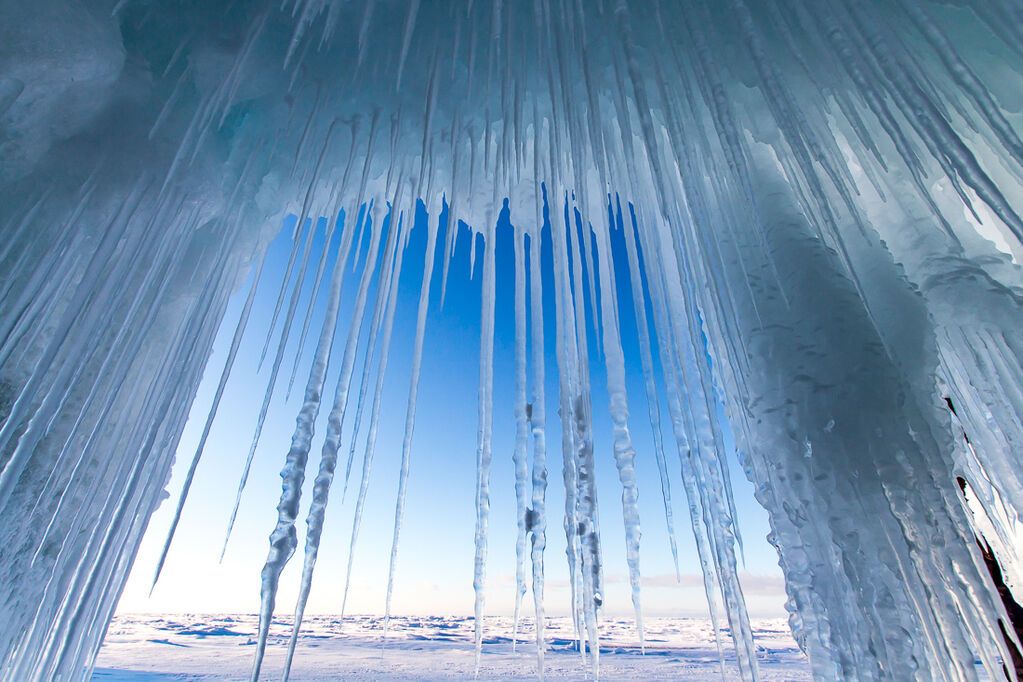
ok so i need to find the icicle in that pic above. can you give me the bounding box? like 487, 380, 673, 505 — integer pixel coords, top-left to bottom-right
149, 249, 268, 592
438, 109, 465, 309
281, 204, 386, 682
356, 0, 377, 70
383, 202, 441, 638
526, 224, 549, 679
29, 205, 218, 572
394, 0, 421, 92
340, 200, 408, 620
287, 115, 380, 399
250, 201, 356, 681
591, 210, 644, 650
617, 197, 680, 578
632, 206, 730, 677
258, 215, 305, 360
546, 192, 588, 670
283, 208, 341, 399
510, 222, 530, 652
341, 202, 401, 499
222, 203, 358, 559
257, 121, 338, 371
0, 176, 155, 510
472, 219, 497, 675
566, 199, 603, 681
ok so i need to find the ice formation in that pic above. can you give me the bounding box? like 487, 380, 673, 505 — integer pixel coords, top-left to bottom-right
2, 1, 1023, 680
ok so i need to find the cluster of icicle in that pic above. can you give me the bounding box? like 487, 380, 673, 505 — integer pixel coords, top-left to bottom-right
3, 0, 1023, 680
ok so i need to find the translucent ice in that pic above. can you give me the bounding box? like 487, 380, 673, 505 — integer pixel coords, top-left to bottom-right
2, 2, 1023, 681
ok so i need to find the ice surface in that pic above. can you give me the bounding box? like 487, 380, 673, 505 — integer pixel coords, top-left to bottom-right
2, 1, 1023, 681
93, 613, 812, 681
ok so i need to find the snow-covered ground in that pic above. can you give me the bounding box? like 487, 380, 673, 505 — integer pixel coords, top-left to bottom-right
93, 614, 810, 680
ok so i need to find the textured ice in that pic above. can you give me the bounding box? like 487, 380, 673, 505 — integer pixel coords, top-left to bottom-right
2, 1, 1023, 681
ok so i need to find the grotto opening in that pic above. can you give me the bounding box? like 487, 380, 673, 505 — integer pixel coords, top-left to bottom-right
3, 0, 1023, 680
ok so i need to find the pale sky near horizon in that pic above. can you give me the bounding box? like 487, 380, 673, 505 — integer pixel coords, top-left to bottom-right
116, 204, 789, 621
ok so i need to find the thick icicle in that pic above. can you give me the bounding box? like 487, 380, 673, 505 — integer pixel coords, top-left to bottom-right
281, 204, 387, 681
222, 206, 358, 558
591, 210, 644, 648
250, 199, 355, 682
526, 224, 549, 679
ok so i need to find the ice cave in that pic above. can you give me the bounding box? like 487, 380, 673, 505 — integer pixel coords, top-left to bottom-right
3, 0, 1023, 680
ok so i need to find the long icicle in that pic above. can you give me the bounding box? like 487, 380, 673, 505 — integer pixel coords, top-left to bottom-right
382, 201, 441, 639
250, 198, 356, 682
340, 198, 408, 619
473, 218, 498, 675
256, 216, 310, 370
511, 221, 530, 653
339, 203, 398, 499
591, 208, 645, 651
221, 202, 359, 559
616, 196, 680, 578
149, 249, 268, 592
567, 203, 602, 680
526, 224, 549, 679
547, 193, 586, 664
280, 202, 388, 682
223, 119, 347, 555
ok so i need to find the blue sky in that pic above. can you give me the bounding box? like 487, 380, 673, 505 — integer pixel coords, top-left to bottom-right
117, 199, 788, 619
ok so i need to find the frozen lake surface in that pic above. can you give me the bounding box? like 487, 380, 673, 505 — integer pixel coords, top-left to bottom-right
93, 614, 810, 680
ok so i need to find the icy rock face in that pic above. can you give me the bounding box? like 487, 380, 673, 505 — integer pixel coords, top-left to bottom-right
0, 0, 126, 184
2, 1, 1023, 681
727, 147, 1003, 679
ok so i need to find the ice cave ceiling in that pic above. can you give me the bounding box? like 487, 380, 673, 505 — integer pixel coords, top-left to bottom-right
2, 0, 1023, 680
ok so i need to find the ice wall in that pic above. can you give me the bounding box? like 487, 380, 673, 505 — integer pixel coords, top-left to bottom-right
2, 1, 1023, 680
